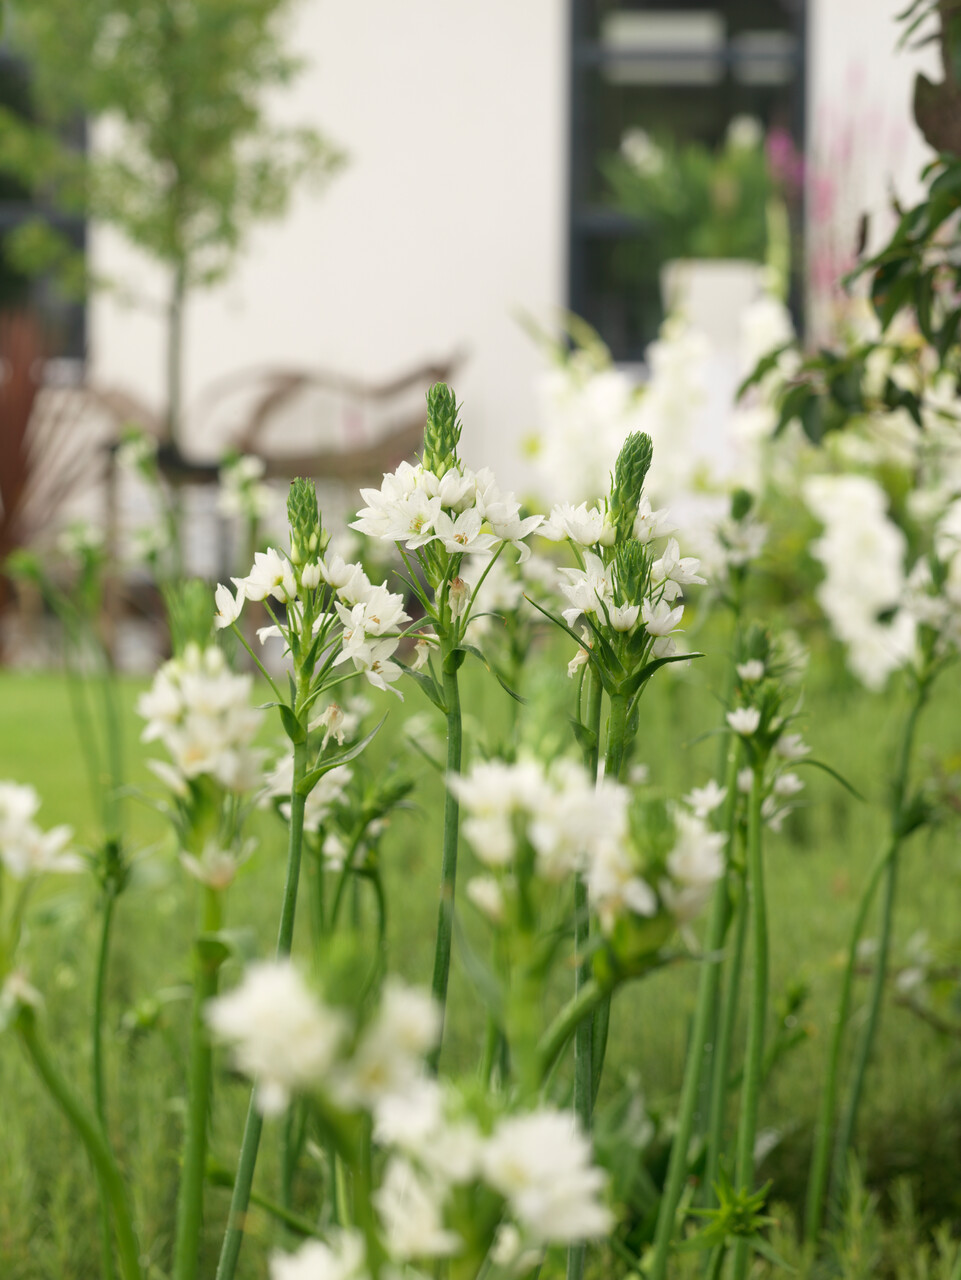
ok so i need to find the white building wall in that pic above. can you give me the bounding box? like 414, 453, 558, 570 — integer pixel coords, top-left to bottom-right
89, 0, 938, 490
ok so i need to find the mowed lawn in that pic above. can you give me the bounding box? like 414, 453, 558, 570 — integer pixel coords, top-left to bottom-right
0, 635, 959, 1275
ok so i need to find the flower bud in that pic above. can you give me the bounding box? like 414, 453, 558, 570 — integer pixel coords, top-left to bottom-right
449, 576, 471, 619
423, 383, 463, 478
610, 432, 654, 544
287, 478, 323, 565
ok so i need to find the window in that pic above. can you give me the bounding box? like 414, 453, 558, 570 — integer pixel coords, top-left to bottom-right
0, 45, 86, 364
568, 0, 806, 360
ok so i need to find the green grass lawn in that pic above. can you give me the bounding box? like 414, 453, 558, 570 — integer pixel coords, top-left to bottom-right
0, 635, 959, 1277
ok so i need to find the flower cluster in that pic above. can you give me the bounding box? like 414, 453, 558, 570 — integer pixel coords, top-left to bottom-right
0, 782, 79, 880
803, 474, 915, 689
451, 755, 724, 941
350, 386, 542, 655
724, 627, 811, 831
137, 643, 263, 793
210, 960, 613, 1273
543, 433, 705, 690
215, 482, 411, 697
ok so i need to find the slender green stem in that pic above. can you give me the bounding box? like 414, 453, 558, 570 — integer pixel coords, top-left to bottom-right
427, 650, 463, 1075
703, 867, 748, 1212
731, 769, 768, 1280
216, 736, 309, 1280
18, 1010, 143, 1280
804, 842, 890, 1240
648, 797, 737, 1280
93, 888, 117, 1129
538, 979, 607, 1083
93, 886, 119, 1280
805, 675, 929, 1238
567, 669, 603, 1280
174, 888, 224, 1280
828, 680, 928, 1211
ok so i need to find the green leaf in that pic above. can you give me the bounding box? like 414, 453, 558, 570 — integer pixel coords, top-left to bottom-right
622, 651, 701, 697
398, 662, 447, 712
279, 703, 307, 745
297, 715, 388, 795
457, 643, 527, 704
443, 646, 467, 675
570, 716, 598, 756
796, 757, 864, 801
525, 596, 614, 694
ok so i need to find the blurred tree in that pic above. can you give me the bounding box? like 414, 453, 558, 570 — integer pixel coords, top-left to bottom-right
0, 0, 344, 454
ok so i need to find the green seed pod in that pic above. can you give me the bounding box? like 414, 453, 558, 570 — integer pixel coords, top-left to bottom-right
423, 383, 463, 477
610, 432, 654, 544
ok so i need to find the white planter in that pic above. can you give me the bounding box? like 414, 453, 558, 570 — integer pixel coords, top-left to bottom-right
660, 259, 765, 349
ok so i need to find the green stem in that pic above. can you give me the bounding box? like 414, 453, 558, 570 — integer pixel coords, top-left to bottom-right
703, 867, 748, 1213
174, 888, 224, 1280
538, 980, 607, 1083
216, 735, 309, 1280
804, 843, 889, 1240
732, 768, 768, 1280
93, 886, 119, 1280
18, 1010, 143, 1280
828, 680, 928, 1211
648, 817, 736, 1280
806, 675, 929, 1238
427, 649, 463, 1075
567, 669, 603, 1280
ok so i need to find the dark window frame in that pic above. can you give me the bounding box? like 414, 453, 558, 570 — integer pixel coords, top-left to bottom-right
566, 0, 808, 362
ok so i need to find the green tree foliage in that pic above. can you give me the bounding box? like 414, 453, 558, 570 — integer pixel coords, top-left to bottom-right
0, 0, 344, 446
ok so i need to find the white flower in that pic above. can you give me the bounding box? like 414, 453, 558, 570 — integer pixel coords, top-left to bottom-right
634, 496, 676, 544
300, 561, 323, 590
727, 707, 761, 736
541, 502, 614, 547
213, 582, 244, 629
206, 962, 346, 1115
234, 548, 297, 604
641, 598, 684, 637
775, 732, 809, 761
608, 602, 640, 632
269, 1230, 368, 1280
663, 811, 726, 923
585, 839, 657, 933
433, 508, 498, 555
773, 772, 804, 798
736, 660, 765, 682
558, 552, 614, 628
449, 576, 471, 619
567, 643, 591, 679
466, 875, 506, 923
685, 780, 727, 818
333, 981, 439, 1110
652, 539, 706, 600
481, 1109, 614, 1244
737, 768, 754, 795
179, 840, 253, 891
375, 1158, 462, 1260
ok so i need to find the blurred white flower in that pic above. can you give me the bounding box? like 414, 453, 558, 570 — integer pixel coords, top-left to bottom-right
269, 1229, 368, 1280
206, 962, 346, 1115
481, 1109, 613, 1244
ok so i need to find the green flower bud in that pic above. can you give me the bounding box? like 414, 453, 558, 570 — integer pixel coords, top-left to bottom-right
613, 538, 651, 606
287, 477, 323, 565
609, 432, 653, 544
423, 383, 463, 477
